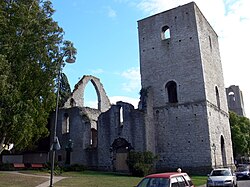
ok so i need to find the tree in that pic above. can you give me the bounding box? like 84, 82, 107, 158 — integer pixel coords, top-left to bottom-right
0, 0, 76, 154
58, 73, 71, 107
229, 112, 250, 158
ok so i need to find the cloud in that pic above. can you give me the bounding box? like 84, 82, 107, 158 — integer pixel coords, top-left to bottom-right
135, 0, 250, 117
121, 67, 141, 92
84, 96, 140, 109
109, 96, 140, 108
90, 68, 104, 74
106, 6, 117, 18
84, 100, 98, 109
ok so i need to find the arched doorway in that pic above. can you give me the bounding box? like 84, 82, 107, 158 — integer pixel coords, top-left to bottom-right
221, 135, 227, 167
111, 138, 132, 172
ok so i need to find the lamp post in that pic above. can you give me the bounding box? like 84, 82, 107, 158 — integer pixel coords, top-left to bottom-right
212, 143, 217, 168
49, 49, 76, 187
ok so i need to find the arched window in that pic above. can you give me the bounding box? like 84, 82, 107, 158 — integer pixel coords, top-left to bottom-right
166, 81, 178, 103
120, 107, 124, 127
221, 135, 227, 166
215, 86, 220, 109
90, 128, 97, 147
70, 98, 76, 107
62, 113, 70, 134
209, 36, 212, 50
228, 91, 235, 102
161, 25, 170, 40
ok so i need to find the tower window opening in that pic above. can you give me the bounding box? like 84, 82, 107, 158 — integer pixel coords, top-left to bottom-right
120, 107, 124, 127
215, 86, 220, 109
209, 36, 212, 50
166, 81, 178, 103
90, 128, 97, 147
70, 98, 76, 107
228, 92, 235, 101
161, 25, 170, 40
62, 113, 70, 134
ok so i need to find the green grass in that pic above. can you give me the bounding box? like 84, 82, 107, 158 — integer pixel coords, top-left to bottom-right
191, 175, 207, 186
0, 170, 207, 187
55, 171, 142, 187
0, 172, 48, 187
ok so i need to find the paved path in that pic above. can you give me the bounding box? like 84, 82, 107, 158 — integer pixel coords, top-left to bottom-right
35, 176, 67, 187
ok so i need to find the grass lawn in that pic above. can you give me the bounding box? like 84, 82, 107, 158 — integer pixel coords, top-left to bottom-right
0, 170, 207, 187
54, 171, 142, 187
0, 171, 48, 187
191, 175, 207, 186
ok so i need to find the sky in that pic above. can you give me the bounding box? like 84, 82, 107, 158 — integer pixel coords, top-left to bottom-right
51, 0, 250, 118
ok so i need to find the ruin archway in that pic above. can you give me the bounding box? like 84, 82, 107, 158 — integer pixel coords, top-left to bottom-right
64, 75, 111, 112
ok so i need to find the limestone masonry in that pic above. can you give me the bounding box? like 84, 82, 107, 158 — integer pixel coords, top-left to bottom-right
50, 2, 236, 174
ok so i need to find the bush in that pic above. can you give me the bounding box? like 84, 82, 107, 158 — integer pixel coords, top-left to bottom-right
63, 164, 85, 172
45, 162, 63, 175
127, 151, 157, 177
0, 163, 14, 171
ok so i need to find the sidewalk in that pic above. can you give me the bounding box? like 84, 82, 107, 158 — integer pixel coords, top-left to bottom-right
36, 176, 66, 187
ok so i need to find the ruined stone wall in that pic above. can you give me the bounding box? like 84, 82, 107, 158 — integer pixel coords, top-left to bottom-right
195, 4, 234, 168
51, 75, 110, 167
51, 107, 100, 166
207, 103, 234, 168
138, 2, 206, 108
138, 2, 234, 173
154, 102, 211, 170
226, 85, 246, 116
64, 75, 111, 112
97, 102, 145, 170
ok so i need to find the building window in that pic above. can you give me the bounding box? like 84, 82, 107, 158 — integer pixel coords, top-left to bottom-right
70, 98, 76, 107
215, 86, 220, 109
62, 113, 70, 134
166, 81, 178, 103
209, 36, 212, 51
161, 25, 170, 40
120, 107, 124, 127
228, 92, 235, 102
90, 128, 97, 147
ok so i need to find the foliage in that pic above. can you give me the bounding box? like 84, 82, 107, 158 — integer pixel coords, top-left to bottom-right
127, 151, 158, 177
0, 0, 76, 154
45, 162, 63, 175
63, 164, 86, 172
0, 163, 15, 171
58, 73, 71, 107
229, 112, 250, 157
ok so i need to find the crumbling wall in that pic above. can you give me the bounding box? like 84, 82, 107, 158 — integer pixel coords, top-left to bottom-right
226, 85, 246, 116
97, 102, 145, 171
64, 75, 111, 112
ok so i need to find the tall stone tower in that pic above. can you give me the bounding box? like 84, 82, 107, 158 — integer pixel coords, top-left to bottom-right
226, 85, 246, 116
138, 2, 234, 172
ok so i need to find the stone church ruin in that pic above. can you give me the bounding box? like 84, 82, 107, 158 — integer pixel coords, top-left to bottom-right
50, 2, 235, 174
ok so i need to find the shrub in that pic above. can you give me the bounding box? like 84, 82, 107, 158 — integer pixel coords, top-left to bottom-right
63, 164, 85, 172
45, 162, 63, 175
0, 163, 14, 171
127, 151, 157, 177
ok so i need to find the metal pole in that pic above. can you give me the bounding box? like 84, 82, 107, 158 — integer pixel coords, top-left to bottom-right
50, 61, 62, 187
49, 47, 75, 186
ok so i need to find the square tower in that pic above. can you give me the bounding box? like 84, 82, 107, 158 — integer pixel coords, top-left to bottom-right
138, 2, 234, 172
